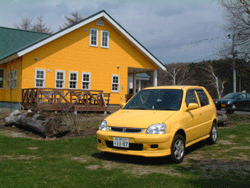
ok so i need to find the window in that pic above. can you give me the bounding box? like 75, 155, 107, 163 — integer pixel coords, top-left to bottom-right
90, 29, 98, 47
55, 70, 65, 89
0, 69, 4, 89
101, 30, 109, 48
185, 89, 198, 107
69, 71, 78, 89
7, 69, 17, 89
82, 72, 91, 90
35, 69, 46, 88
112, 75, 120, 92
196, 89, 209, 107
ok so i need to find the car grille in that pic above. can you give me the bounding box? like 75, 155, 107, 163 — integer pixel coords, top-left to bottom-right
109, 127, 144, 133
106, 141, 143, 151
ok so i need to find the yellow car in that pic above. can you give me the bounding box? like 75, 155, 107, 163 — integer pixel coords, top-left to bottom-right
96, 86, 218, 163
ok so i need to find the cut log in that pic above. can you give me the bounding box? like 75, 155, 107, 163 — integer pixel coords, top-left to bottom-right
5, 110, 71, 138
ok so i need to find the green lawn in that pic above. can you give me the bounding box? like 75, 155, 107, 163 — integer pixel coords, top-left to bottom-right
0, 122, 250, 188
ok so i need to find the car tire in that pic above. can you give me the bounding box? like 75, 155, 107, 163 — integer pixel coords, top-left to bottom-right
171, 134, 185, 163
207, 122, 217, 145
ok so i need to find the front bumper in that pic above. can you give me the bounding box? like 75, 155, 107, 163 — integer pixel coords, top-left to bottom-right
96, 130, 173, 157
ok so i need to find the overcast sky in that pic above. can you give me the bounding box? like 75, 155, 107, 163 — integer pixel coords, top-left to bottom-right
0, 0, 227, 64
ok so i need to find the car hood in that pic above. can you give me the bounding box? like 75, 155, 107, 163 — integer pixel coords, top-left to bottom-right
217, 99, 235, 103
105, 110, 177, 128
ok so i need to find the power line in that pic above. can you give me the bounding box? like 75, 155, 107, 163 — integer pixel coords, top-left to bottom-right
151, 36, 224, 50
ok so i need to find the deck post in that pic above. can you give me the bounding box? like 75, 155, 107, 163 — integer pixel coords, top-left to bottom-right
153, 70, 157, 87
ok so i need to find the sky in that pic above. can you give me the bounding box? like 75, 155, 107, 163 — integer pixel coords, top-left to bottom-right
0, 0, 227, 64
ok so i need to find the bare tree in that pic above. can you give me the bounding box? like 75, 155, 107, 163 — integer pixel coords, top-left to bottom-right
165, 63, 191, 85
14, 17, 32, 30
220, 0, 250, 57
32, 16, 52, 33
200, 65, 226, 99
60, 11, 83, 29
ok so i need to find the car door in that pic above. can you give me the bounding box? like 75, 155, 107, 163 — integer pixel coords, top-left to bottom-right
195, 89, 213, 136
183, 89, 203, 143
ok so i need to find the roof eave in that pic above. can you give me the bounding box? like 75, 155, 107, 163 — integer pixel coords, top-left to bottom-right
0, 53, 19, 64
14, 10, 166, 71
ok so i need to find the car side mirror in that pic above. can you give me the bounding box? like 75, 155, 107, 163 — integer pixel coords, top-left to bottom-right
186, 103, 198, 111
120, 102, 126, 109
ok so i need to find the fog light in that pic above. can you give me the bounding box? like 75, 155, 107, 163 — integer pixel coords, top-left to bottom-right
151, 144, 158, 148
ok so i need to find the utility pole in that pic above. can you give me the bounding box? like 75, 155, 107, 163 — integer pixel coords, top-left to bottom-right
229, 32, 237, 93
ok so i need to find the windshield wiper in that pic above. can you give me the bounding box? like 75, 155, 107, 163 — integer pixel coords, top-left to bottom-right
128, 107, 146, 110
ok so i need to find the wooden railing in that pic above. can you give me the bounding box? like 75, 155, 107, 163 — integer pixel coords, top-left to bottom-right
21, 88, 109, 111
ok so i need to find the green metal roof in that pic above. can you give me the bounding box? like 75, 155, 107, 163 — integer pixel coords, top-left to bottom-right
0, 26, 51, 60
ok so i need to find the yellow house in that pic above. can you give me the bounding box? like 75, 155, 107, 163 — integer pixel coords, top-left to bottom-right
0, 10, 166, 110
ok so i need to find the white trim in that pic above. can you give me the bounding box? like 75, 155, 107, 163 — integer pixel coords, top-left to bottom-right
102, 14, 166, 71
101, 30, 109, 48
82, 72, 91, 90
17, 12, 105, 57
55, 70, 65, 89
89, 28, 98, 47
35, 68, 46, 88
0, 68, 5, 89
111, 74, 120, 93
13, 11, 165, 71
13, 69, 17, 89
69, 71, 78, 89
7, 69, 17, 89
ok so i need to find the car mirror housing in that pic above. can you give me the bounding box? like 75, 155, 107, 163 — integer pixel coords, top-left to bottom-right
120, 102, 126, 109
186, 103, 198, 111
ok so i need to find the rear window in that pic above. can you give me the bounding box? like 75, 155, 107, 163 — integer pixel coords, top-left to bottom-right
196, 89, 209, 107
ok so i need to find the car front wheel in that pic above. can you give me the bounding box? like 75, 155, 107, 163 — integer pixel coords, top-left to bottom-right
207, 122, 217, 145
171, 134, 185, 163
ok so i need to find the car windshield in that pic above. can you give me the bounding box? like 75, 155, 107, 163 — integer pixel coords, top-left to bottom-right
124, 89, 183, 110
222, 93, 240, 99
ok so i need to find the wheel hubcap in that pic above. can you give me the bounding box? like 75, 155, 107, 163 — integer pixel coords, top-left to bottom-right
212, 126, 217, 141
174, 139, 184, 160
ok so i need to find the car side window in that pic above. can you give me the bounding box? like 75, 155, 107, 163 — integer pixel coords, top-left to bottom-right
196, 89, 209, 107
186, 90, 198, 107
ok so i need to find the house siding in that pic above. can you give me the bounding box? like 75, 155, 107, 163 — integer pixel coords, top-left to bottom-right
6, 19, 157, 104
0, 57, 22, 103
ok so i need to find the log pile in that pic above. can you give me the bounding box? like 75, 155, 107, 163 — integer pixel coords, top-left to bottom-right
5, 110, 71, 137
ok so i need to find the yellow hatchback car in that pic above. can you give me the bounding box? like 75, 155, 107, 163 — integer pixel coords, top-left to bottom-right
97, 86, 218, 163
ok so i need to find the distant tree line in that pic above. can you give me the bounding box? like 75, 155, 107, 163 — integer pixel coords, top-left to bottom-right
141, 59, 250, 99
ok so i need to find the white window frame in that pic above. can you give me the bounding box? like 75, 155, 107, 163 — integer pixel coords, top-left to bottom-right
82, 72, 91, 90
0, 69, 5, 89
101, 30, 109, 48
111, 75, 120, 93
35, 69, 46, 88
69, 71, 78, 89
89, 29, 98, 47
7, 69, 17, 89
55, 70, 65, 89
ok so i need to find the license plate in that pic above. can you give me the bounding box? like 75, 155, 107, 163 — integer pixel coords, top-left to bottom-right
221, 104, 226, 107
113, 137, 129, 148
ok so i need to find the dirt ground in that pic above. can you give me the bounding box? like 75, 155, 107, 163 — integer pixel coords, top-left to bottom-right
0, 108, 249, 140
0, 109, 107, 139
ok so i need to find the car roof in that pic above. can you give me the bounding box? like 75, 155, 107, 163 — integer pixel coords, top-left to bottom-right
143, 85, 205, 90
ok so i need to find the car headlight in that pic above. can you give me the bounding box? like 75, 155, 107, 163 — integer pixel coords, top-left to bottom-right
146, 123, 166, 134
99, 120, 107, 131
227, 101, 231, 105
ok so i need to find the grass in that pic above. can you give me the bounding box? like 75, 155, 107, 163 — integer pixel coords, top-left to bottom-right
0, 115, 250, 187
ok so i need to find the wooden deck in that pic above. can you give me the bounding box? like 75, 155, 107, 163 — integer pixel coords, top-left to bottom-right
21, 88, 119, 112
